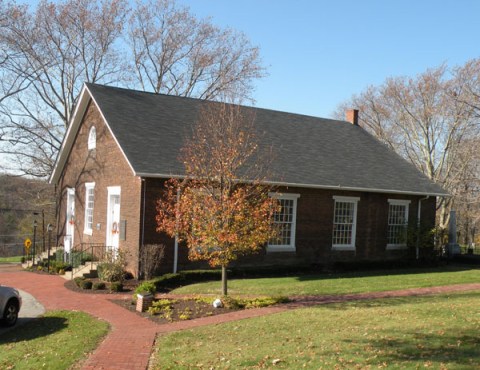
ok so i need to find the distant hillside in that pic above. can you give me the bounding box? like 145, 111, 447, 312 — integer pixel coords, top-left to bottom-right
0, 174, 55, 256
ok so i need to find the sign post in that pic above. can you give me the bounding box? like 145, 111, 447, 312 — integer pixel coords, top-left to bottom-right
24, 238, 32, 262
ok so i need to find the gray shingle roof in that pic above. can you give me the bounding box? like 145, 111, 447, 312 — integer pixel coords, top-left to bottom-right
86, 83, 447, 196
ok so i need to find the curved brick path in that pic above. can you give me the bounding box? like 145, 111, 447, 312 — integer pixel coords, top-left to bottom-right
1, 265, 480, 369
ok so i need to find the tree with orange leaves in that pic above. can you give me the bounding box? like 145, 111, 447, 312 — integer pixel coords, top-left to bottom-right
156, 103, 278, 295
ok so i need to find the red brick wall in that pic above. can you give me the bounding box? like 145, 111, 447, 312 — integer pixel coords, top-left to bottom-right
56, 102, 142, 275
139, 180, 438, 271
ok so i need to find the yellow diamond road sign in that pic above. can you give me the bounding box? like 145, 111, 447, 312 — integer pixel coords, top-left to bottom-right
24, 238, 32, 250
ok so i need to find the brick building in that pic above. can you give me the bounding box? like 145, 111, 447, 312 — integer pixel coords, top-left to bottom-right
49, 84, 448, 277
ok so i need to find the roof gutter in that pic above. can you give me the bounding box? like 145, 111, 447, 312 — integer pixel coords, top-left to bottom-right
134, 172, 450, 198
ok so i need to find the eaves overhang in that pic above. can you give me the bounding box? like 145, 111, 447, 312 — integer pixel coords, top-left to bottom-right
135, 172, 450, 197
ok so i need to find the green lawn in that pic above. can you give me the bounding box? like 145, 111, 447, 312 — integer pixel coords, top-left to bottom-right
0, 310, 109, 369
0, 255, 23, 263
152, 291, 480, 369
172, 266, 480, 296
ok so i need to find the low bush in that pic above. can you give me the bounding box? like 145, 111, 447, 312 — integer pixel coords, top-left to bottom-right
74, 276, 85, 287
151, 270, 222, 291
80, 280, 93, 290
97, 263, 124, 283
109, 281, 123, 292
150, 267, 315, 292
132, 281, 156, 303
135, 281, 157, 295
55, 248, 64, 262
54, 261, 72, 273
97, 249, 128, 283
93, 282, 106, 290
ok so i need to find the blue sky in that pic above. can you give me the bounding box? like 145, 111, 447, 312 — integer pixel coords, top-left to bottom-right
180, 0, 480, 118
18, 0, 480, 118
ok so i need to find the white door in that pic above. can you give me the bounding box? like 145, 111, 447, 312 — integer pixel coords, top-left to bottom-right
64, 188, 75, 253
106, 187, 121, 256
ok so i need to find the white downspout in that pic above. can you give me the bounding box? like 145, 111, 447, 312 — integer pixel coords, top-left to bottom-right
416, 196, 430, 259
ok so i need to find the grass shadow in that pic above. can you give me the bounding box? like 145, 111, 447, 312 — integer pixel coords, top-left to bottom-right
318, 291, 480, 311
0, 316, 67, 343
343, 331, 480, 367
295, 264, 479, 282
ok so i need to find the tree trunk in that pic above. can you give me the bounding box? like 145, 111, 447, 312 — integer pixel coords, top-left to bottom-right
221, 265, 228, 296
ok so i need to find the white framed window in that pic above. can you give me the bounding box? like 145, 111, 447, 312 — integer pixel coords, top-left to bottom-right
387, 199, 410, 249
268, 193, 300, 252
84, 182, 95, 235
332, 196, 360, 250
88, 126, 96, 150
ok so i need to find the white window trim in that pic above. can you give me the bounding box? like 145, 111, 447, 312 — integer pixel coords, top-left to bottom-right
386, 199, 411, 250
84, 182, 95, 235
267, 193, 300, 252
88, 126, 96, 150
332, 196, 360, 251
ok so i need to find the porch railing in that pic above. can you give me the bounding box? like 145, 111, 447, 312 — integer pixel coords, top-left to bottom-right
67, 243, 114, 269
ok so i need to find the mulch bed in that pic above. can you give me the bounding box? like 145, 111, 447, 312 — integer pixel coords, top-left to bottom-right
111, 296, 239, 324
63, 275, 240, 323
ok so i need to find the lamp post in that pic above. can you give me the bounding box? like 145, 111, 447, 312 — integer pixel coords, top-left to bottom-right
33, 219, 38, 264
33, 210, 45, 254
47, 223, 53, 272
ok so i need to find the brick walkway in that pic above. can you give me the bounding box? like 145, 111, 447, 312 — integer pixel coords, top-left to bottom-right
1, 265, 480, 369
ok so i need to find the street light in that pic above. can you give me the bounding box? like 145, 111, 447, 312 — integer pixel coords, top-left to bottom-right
47, 224, 53, 272
33, 219, 38, 264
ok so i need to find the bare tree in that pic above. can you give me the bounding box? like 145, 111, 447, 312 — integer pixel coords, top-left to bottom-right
127, 0, 265, 102
0, 0, 127, 177
336, 63, 480, 230
0, 0, 265, 178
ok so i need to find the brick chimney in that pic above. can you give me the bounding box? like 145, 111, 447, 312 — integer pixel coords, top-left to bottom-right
346, 109, 359, 126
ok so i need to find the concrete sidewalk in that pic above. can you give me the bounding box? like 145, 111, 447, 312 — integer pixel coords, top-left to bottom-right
1, 264, 480, 369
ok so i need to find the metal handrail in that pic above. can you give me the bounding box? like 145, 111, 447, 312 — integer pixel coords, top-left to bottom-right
69, 243, 114, 269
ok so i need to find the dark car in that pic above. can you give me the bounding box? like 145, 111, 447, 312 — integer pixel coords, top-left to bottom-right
0, 285, 22, 326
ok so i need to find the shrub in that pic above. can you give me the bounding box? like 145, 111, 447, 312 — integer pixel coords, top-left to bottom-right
74, 276, 85, 287
80, 280, 93, 290
109, 281, 123, 292
220, 296, 243, 309
151, 270, 222, 291
135, 281, 157, 295
98, 249, 128, 283
97, 262, 124, 282
54, 262, 71, 274
58, 269, 65, 275
132, 281, 157, 303
55, 248, 65, 262
140, 244, 165, 280
93, 282, 106, 290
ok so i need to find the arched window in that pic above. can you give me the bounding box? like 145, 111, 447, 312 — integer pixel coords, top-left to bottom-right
88, 126, 96, 150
